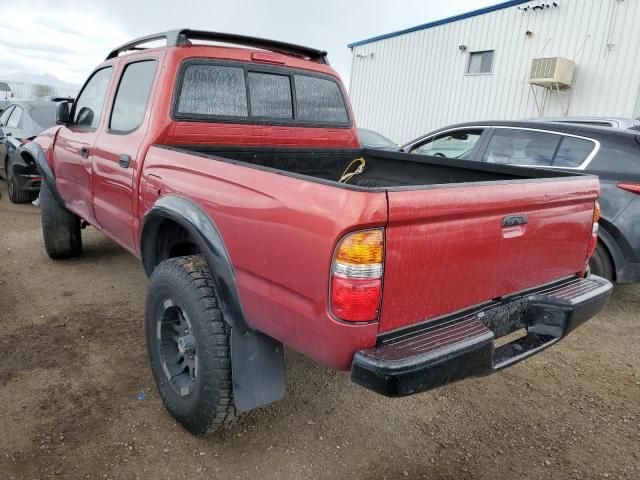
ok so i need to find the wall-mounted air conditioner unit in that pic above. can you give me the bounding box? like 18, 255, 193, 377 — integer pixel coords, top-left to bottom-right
529, 57, 575, 88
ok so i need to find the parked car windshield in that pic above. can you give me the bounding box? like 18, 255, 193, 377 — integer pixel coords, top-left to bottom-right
30, 105, 58, 129
411, 129, 483, 159
358, 128, 396, 148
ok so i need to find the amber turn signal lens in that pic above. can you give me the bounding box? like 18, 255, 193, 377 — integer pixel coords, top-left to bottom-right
593, 201, 600, 224
331, 228, 384, 322
334, 230, 384, 265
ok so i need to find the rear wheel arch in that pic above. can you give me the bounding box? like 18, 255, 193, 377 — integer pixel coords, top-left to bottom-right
140, 195, 286, 413
595, 221, 620, 281
140, 195, 248, 332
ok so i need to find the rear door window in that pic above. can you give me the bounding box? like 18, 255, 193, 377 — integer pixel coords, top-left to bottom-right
110, 60, 158, 132
411, 129, 484, 159
553, 136, 595, 167
174, 61, 349, 126
483, 129, 561, 166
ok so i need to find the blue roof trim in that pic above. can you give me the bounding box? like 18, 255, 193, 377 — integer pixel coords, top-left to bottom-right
347, 0, 531, 49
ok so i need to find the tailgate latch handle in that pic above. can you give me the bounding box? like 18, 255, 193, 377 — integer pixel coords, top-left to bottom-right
502, 214, 528, 228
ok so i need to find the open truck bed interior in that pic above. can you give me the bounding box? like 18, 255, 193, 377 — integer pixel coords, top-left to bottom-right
162, 146, 587, 189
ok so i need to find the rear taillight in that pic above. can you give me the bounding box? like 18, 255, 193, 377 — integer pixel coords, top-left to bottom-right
330, 229, 384, 322
617, 182, 640, 195
586, 201, 600, 259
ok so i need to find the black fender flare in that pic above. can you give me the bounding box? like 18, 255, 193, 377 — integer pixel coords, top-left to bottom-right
140, 195, 286, 412
20, 142, 64, 206
597, 221, 624, 280
140, 195, 249, 332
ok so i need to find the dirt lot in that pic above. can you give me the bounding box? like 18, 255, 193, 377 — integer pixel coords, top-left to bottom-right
0, 180, 638, 480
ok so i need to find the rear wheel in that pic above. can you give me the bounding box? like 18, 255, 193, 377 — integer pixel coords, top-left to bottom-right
6, 160, 32, 204
40, 181, 82, 259
589, 242, 614, 281
146, 255, 241, 436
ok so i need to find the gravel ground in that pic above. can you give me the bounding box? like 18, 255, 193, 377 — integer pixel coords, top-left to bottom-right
0, 180, 638, 480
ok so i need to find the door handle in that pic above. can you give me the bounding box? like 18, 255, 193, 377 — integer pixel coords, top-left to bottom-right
80, 147, 90, 159
118, 154, 131, 168
502, 214, 528, 228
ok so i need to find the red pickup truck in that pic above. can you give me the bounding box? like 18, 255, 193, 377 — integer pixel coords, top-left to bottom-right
23, 30, 611, 436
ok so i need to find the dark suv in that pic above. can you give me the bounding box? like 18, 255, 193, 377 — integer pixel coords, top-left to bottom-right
402, 121, 640, 283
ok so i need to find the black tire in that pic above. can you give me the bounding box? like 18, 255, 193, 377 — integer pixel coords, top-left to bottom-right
6, 160, 32, 204
589, 242, 614, 281
40, 181, 82, 259
146, 255, 240, 436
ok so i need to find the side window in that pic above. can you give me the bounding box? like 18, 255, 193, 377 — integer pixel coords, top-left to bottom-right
483, 129, 561, 166
553, 136, 595, 168
294, 75, 348, 124
110, 60, 157, 132
248, 72, 292, 119
411, 129, 484, 159
467, 50, 495, 74
0, 106, 13, 126
73, 67, 113, 129
177, 65, 248, 117
6, 106, 23, 128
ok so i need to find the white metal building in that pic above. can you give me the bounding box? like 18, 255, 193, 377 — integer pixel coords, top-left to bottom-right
348, 0, 640, 143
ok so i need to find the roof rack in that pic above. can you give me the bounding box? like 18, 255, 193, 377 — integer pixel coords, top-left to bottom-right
105, 29, 329, 64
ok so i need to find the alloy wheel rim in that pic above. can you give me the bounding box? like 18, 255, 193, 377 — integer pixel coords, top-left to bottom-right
157, 299, 197, 396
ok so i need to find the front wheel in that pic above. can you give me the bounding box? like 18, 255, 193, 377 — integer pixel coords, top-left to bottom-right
40, 181, 82, 259
146, 255, 241, 436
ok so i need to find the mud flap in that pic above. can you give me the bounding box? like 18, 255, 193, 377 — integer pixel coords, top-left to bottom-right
231, 329, 286, 412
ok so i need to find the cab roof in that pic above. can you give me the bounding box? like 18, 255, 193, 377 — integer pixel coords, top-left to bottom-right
106, 29, 329, 65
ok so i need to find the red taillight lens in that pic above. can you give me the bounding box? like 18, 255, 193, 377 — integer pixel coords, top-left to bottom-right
586, 200, 600, 260
586, 233, 598, 259
330, 277, 381, 322
330, 229, 384, 322
617, 182, 640, 195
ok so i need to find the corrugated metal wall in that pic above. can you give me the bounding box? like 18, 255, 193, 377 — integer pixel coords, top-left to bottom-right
349, 0, 640, 143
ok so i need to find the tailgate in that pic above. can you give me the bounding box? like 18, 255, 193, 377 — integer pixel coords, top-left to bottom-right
379, 178, 600, 333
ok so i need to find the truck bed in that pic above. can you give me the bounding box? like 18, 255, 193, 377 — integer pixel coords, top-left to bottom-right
162, 145, 580, 189
148, 145, 599, 337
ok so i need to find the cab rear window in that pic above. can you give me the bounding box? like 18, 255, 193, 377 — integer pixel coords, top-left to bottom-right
174, 60, 350, 127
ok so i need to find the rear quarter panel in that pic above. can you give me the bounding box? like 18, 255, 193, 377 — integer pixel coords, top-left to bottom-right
140, 146, 387, 369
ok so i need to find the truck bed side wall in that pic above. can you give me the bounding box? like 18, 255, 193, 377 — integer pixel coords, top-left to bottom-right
141, 146, 388, 369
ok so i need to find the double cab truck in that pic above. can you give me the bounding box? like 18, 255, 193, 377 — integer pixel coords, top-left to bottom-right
23, 29, 612, 436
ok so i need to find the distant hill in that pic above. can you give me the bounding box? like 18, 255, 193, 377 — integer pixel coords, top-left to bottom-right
0, 72, 80, 93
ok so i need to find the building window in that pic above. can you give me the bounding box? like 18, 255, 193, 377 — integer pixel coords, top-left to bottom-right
467, 50, 494, 74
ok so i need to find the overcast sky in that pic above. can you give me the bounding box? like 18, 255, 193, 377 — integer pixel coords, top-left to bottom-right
0, 0, 496, 88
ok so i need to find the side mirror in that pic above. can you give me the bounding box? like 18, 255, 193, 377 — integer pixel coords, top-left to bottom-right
56, 101, 71, 125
